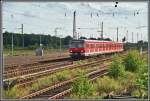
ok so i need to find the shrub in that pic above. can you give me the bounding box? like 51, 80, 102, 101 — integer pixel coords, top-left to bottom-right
108, 58, 125, 79
135, 72, 148, 99
123, 50, 142, 72
71, 70, 95, 99
96, 76, 121, 95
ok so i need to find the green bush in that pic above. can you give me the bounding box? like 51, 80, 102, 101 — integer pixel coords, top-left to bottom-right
108, 58, 125, 79
123, 50, 142, 72
135, 72, 148, 99
71, 70, 95, 99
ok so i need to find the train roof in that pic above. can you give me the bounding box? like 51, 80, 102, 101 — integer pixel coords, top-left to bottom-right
72, 39, 123, 43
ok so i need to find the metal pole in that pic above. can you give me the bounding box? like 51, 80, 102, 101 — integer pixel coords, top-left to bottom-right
132, 32, 134, 43
126, 30, 128, 42
59, 36, 61, 56
137, 32, 139, 43
73, 11, 76, 39
39, 34, 42, 47
0, 1, 4, 98
101, 22, 103, 39
55, 28, 57, 37
11, 33, 14, 56
21, 24, 24, 48
117, 27, 118, 42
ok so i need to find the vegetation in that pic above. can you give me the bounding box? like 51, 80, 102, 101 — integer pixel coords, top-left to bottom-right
4, 50, 148, 99
96, 76, 121, 95
124, 41, 148, 51
107, 50, 148, 99
4, 86, 30, 99
4, 66, 93, 99
123, 50, 143, 72
108, 56, 125, 79
71, 70, 96, 99
3, 31, 73, 49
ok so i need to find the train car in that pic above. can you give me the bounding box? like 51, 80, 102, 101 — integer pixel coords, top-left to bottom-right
69, 39, 124, 58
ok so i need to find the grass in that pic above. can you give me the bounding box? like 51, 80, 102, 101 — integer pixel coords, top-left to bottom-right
96, 76, 122, 95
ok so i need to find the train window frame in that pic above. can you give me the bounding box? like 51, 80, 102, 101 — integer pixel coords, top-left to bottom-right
86, 43, 89, 48
70, 41, 84, 48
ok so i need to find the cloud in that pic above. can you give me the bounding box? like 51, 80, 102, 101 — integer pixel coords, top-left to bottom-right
2, 2, 148, 42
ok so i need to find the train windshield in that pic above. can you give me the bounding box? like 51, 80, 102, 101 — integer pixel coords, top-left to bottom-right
70, 40, 84, 48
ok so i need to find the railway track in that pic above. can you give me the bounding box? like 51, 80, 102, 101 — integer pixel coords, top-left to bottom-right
3, 56, 112, 84
4, 56, 103, 79
4, 61, 72, 79
20, 65, 109, 99
3, 51, 135, 87
48, 68, 108, 99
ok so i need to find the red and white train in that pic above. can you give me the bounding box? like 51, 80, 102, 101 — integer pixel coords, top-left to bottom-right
69, 39, 124, 58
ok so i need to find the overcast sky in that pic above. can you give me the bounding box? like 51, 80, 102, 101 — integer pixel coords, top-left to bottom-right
2, 1, 148, 42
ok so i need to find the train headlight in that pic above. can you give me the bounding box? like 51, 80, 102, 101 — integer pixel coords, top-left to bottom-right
81, 50, 84, 53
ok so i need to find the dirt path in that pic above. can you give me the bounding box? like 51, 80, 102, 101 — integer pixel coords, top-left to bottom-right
4, 52, 69, 67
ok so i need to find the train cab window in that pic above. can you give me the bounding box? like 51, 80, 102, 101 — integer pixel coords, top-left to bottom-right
70, 41, 84, 48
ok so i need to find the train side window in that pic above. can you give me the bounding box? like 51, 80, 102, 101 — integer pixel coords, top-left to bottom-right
106, 44, 108, 49
91, 44, 93, 48
86, 44, 89, 48
97, 44, 99, 48
99, 44, 101, 48
96, 44, 97, 48
95, 44, 97, 48
103, 44, 105, 48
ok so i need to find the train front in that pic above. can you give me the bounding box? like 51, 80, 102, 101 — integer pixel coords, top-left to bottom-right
69, 40, 85, 59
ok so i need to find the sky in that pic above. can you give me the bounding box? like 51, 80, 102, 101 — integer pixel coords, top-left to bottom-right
2, 1, 148, 43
